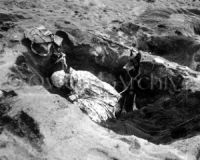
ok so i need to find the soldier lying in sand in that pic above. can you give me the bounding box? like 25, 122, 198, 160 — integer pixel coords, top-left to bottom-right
51, 68, 121, 122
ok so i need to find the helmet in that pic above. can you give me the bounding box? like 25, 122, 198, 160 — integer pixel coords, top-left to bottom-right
25, 25, 55, 56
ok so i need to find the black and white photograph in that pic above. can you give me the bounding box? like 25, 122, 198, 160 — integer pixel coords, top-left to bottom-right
0, 0, 200, 159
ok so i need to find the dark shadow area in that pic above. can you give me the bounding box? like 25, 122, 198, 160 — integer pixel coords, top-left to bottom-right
138, 35, 200, 69
103, 90, 200, 144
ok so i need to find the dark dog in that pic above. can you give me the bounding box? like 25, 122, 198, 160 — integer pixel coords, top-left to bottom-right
116, 51, 141, 117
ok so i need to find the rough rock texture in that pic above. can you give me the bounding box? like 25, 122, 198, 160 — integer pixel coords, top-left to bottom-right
0, 85, 192, 160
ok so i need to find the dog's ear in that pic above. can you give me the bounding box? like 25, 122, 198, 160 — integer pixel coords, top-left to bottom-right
135, 52, 142, 62
130, 49, 133, 56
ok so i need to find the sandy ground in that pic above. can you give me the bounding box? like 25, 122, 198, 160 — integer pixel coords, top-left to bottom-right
1, 0, 200, 160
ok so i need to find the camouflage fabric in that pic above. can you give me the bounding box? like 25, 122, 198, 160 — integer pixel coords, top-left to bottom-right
51, 69, 121, 122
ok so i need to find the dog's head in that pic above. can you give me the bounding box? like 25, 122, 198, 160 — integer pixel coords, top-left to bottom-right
123, 51, 141, 77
